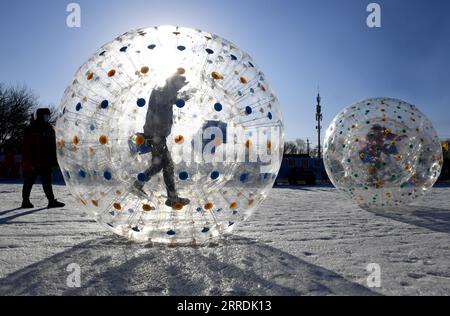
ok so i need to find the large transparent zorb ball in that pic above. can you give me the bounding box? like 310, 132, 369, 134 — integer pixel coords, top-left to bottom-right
56, 26, 284, 243
323, 98, 442, 209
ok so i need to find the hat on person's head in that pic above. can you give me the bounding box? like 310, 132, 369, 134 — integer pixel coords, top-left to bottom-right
36, 108, 51, 121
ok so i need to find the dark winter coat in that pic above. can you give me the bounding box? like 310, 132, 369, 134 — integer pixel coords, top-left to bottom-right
22, 111, 57, 173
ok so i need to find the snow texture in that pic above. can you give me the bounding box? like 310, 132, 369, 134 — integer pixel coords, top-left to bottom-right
0, 183, 449, 296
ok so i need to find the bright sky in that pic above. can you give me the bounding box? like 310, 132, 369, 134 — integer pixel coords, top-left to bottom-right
1, 0, 449, 143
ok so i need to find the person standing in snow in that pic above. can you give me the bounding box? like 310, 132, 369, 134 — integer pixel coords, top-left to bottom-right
21, 108, 65, 209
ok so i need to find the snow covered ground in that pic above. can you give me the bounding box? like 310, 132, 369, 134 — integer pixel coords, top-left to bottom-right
0, 182, 449, 296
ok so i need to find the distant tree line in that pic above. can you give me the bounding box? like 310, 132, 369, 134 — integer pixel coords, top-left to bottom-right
0, 84, 56, 154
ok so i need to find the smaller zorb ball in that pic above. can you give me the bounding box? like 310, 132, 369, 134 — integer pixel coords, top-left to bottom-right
323, 98, 443, 209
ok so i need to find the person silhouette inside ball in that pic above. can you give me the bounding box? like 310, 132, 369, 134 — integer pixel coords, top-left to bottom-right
359, 124, 406, 186
133, 72, 192, 208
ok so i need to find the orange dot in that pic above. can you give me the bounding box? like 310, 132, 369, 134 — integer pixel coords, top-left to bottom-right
267, 141, 272, 150
107, 69, 116, 77
211, 71, 224, 80
173, 203, 183, 211
92, 200, 98, 207
214, 137, 223, 146
248, 199, 255, 206
177, 67, 186, 75
142, 204, 152, 212
204, 203, 214, 210
260, 85, 267, 92
175, 135, 184, 144
396, 154, 402, 161
86, 72, 94, 80
240, 76, 248, 84
73, 136, 79, 145
140, 66, 149, 74
115, 190, 122, 195
245, 140, 252, 148
229, 202, 238, 209
79, 198, 86, 206
113, 203, 122, 210
134, 135, 145, 145
58, 139, 65, 148
99, 135, 108, 145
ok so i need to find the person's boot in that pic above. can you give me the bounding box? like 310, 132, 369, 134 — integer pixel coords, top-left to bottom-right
130, 180, 149, 198
47, 199, 65, 209
21, 200, 34, 209
165, 193, 190, 209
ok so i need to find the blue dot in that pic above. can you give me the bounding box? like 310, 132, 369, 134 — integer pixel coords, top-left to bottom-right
99, 51, 106, 56
245, 106, 252, 115
64, 170, 70, 179
250, 88, 255, 94
78, 170, 86, 178
175, 99, 185, 108
196, 207, 202, 212
268, 112, 273, 120
214, 103, 223, 112
103, 171, 112, 180
201, 227, 210, 233
239, 173, 249, 182
167, 229, 176, 236
90, 125, 95, 131
120, 46, 128, 52
137, 98, 146, 107
132, 226, 140, 232
177, 45, 186, 51
248, 61, 255, 67
205, 48, 214, 54
147, 44, 156, 49
230, 54, 237, 60
75, 103, 82, 111
179, 171, 189, 180
100, 100, 109, 109
211, 171, 220, 180
137, 173, 148, 182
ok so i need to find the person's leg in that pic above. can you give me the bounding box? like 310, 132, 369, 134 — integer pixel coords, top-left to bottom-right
22, 171, 37, 207
133, 139, 163, 191
41, 170, 55, 202
160, 140, 176, 197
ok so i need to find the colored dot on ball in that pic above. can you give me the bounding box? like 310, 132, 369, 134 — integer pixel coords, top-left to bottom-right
134, 135, 145, 145
211, 171, 220, 180
147, 44, 156, 49
175, 135, 184, 144
204, 203, 214, 210
214, 103, 223, 112
100, 100, 109, 109
78, 170, 86, 178
240, 76, 248, 84
120, 46, 128, 52
179, 171, 189, 180
230, 202, 238, 209
206, 48, 214, 54
240, 173, 249, 182
92, 200, 99, 207
103, 171, 112, 180
177, 67, 185, 75
86, 72, 94, 80
73, 136, 79, 145
249, 61, 255, 67
113, 203, 121, 210
175, 99, 185, 108
75, 103, 82, 111
245, 106, 252, 115
268, 112, 273, 120
142, 204, 152, 212
177, 45, 186, 51
140, 66, 149, 74
137, 173, 148, 182
201, 227, 210, 233
211, 71, 224, 80
107, 69, 116, 77
99, 135, 108, 145
167, 230, 176, 236
137, 98, 146, 107
230, 54, 237, 60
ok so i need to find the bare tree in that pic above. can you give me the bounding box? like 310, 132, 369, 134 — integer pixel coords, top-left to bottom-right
0, 84, 39, 154
284, 138, 308, 154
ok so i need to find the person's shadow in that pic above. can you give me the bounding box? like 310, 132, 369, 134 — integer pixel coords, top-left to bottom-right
0, 207, 48, 224
0, 235, 379, 296
366, 205, 450, 234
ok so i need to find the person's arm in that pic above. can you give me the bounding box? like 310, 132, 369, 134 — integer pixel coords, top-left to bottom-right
21, 127, 33, 173
50, 127, 58, 168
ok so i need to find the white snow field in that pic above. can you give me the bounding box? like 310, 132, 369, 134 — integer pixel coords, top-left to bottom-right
0, 182, 449, 296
